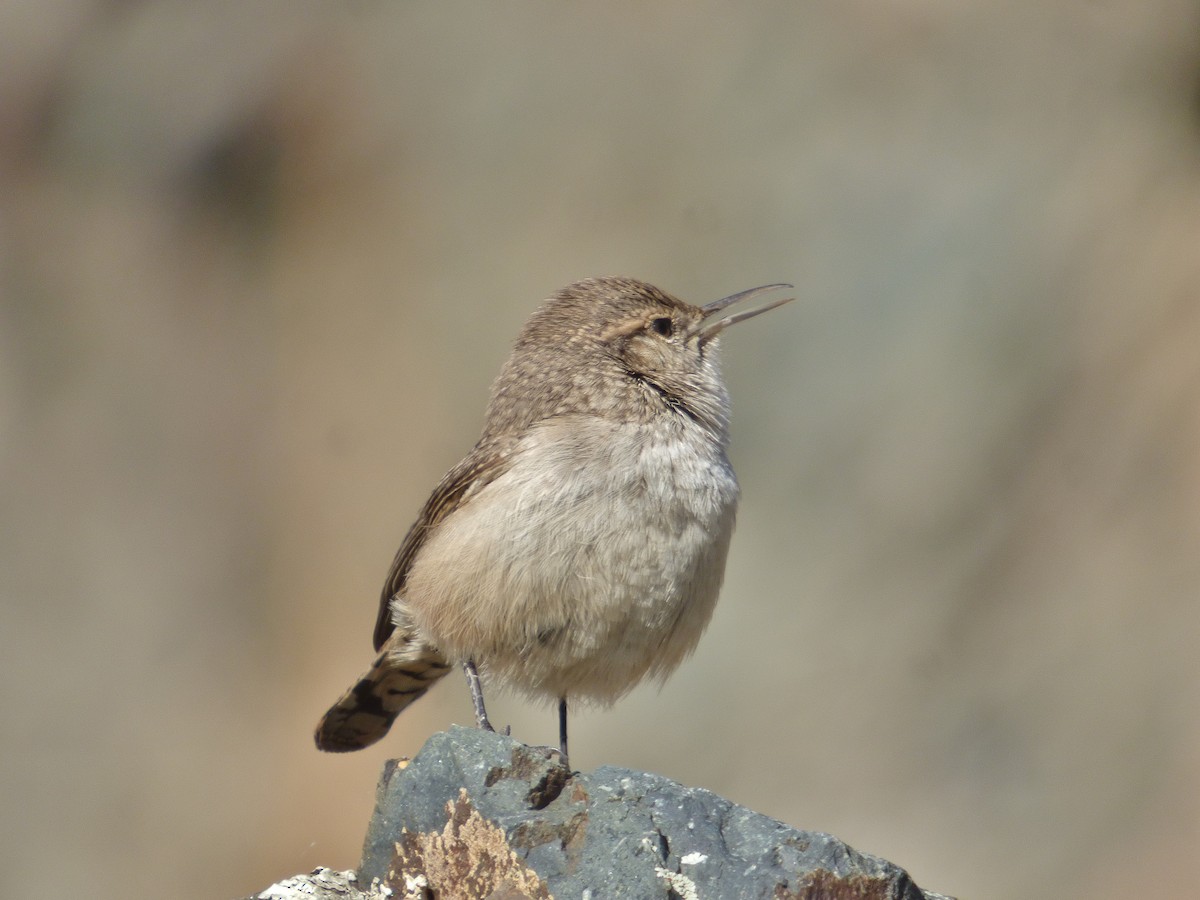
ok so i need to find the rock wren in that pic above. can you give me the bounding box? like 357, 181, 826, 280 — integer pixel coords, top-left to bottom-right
314, 276, 792, 759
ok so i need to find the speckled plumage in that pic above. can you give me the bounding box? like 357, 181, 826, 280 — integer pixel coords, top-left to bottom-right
315, 277, 790, 753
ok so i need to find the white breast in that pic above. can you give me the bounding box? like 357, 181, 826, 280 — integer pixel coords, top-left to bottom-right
401, 414, 739, 704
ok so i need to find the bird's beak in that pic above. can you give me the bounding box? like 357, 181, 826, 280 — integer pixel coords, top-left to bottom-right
695, 283, 794, 341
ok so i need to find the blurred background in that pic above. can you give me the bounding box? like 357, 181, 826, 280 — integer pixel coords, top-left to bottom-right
3, 2, 1199, 898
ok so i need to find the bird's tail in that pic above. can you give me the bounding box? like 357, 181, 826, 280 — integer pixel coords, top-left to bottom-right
314, 632, 452, 752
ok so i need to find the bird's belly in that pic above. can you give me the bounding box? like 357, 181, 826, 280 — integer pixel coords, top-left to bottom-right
402, 417, 739, 703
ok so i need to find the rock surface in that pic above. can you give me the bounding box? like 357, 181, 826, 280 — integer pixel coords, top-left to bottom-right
259, 727, 954, 899
255, 867, 371, 900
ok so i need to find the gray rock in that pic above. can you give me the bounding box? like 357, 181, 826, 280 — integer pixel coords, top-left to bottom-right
356, 726, 953, 900
251, 867, 372, 900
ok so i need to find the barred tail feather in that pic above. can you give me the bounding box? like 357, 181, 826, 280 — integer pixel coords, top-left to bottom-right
314, 636, 451, 752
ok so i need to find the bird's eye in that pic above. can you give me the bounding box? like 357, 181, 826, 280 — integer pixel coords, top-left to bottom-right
650, 317, 674, 338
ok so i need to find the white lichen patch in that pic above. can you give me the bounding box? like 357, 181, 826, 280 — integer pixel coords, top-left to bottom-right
399, 872, 427, 899
258, 867, 365, 899
655, 866, 700, 900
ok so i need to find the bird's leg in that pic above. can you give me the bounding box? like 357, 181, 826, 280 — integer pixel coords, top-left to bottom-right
462, 659, 495, 732
558, 696, 569, 765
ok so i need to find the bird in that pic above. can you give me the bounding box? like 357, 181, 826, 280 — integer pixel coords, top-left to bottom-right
314, 276, 792, 763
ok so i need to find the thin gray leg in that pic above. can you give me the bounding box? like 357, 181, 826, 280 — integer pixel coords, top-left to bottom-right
462, 659, 494, 732
558, 696, 569, 762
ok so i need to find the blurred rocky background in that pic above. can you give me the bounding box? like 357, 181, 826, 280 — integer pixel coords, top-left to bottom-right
2, 3, 1198, 899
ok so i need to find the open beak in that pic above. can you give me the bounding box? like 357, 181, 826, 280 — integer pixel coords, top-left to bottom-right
696, 283, 794, 341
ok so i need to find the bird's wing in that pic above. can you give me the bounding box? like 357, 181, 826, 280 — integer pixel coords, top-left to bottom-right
372, 438, 517, 650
